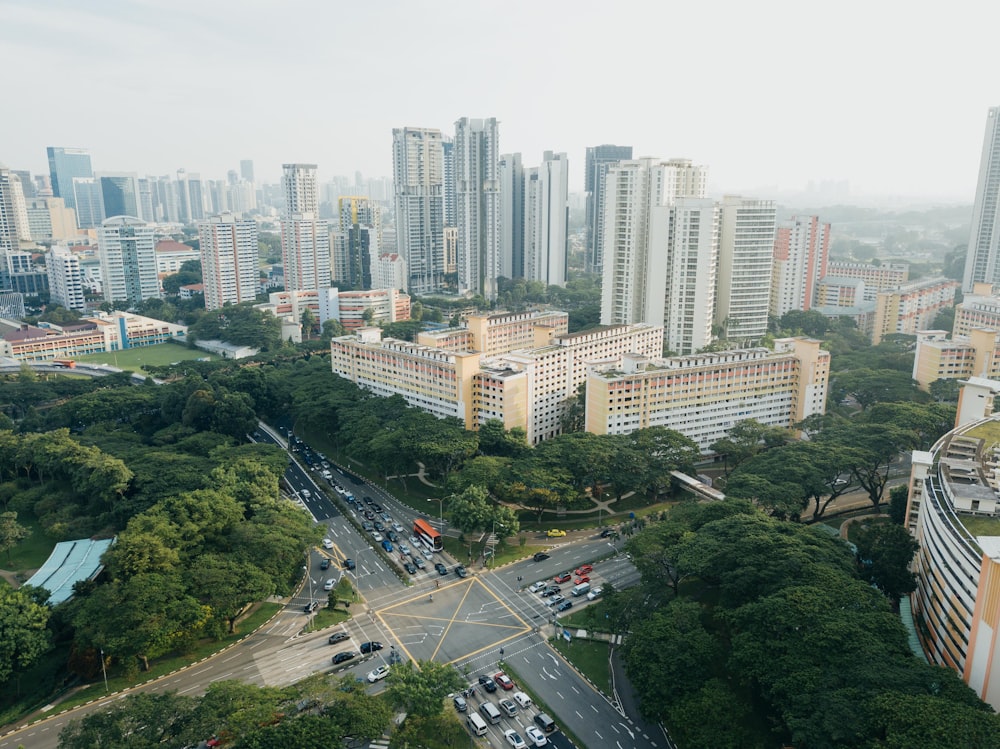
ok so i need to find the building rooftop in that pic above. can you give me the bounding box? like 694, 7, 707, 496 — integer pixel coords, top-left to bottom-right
25, 538, 115, 605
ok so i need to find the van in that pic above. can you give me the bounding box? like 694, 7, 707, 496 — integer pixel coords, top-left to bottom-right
479, 701, 502, 725
571, 581, 591, 597
534, 713, 556, 733
466, 712, 488, 736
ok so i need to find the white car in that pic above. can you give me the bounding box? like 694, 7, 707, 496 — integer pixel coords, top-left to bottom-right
512, 691, 532, 709
419, 546, 433, 559
524, 726, 548, 747
528, 581, 546, 593
410, 535, 422, 548
366, 665, 390, 683
586, 586, 603, 601
546, 594, 565, 607
504, 730, 527, 749
321, 538, 334, 549
323, 578, 335, 591
372, 532, 384, 542
398, 543, 410, 555
392, 522, 404, 533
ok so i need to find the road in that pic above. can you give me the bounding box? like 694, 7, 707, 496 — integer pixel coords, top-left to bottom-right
1, 426, 658, 749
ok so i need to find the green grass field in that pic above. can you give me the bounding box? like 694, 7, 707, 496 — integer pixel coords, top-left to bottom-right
2, 515, 58, 575
74, 342, 216, 370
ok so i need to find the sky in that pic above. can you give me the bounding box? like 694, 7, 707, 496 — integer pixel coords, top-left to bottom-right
3, 0, 998, 203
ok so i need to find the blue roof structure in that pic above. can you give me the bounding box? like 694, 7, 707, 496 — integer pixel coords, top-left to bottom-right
24, 537, 115, 605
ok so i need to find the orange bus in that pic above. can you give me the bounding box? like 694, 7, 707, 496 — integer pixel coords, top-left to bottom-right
413, 518, 443, 552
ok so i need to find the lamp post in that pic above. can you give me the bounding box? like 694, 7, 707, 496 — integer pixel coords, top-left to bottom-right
304, 562, 314, 608
100, 647, 109, 694
428, 497, 445, 530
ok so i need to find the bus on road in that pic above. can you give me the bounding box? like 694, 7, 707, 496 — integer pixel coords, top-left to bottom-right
413, 518, 442, 552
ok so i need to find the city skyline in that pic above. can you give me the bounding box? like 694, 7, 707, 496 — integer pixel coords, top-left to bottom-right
3, 0, 998, 202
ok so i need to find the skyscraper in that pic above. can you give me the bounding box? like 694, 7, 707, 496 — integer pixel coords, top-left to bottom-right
176, 170, 205, 223
72, 178, 104, 228
715, 196, 777, 344
442, 138, 456, 228
770, 215, 830, 317
499, 153, 524, 279
523, 151, 569, 286
240, 159, 255, 183
0, 166, 28, 256
964, 107, 1000, 292
199, 212, 259, 310
46, 147, 93, 211
97, 216, 159, 306
454, 117, 500, 299
280, 163, 330, 291
585, 144, 632, 275
334, 196, 382, 289
392, 127, 445, 294
97, 172, 141, 219
600, 158, 713, 354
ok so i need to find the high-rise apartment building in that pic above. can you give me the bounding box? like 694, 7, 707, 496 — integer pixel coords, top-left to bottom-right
454, 117, 501, 299
770, 215, 830, 317
442, 138, 456, 228
176, 170, 205, 223
46, 147, 93, 211
499, 153, 524, 280
523, 151, 569, 286
0, 167, 29, 253
599, 158, 713, 354
964, 106, 1000, 292
280, 163, 330, 292
392, 127, 445, 294
715, 196, 777, 344
46, 247, 87, 311
584, 144, 632, 274
97, 216, 159, 306
199, 213, 259, 310
334, 196, 382, 289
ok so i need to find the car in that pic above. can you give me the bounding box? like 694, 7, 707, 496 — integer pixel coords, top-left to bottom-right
360, 641, 383, 654
361, 520, 374, 531
599, 528, 613, 538
392, 522, 404, 533
374, 521, 385, 533
380, 512, 392, 523
504, 730, 527, 749
304, 600, 320, 613
321, 538, 334, 549
528, 581, 547, 593
367, 665, 390, 682
494, 672, 514, 690
403, 561, 417, 574
381, 540, 394, 552
399, 543, 410, 555
301, 489, 312, 499
420, 546, 433, 559
455, 565, 468, 578
323, 578, 335, 591
478, 675, 497, 693
499, 697, 518, 715
410, 535, 421, 547
524, 725, 548, 747
435, 562, 448, 575
547, 594, 565, 607
453, 694, 468, 712
546, 529, 566, 538
540, 585, 561, 597
365, 496, 376, 506
533, 552, 550, 562
320, 557, 331, 570
586, 586, 603, 601
328, 631, 349, 644
512, 691, 532, 709
574, 564, 593, 576
343, 558, 356, 570
371, 532, 383, 542
386, 530, 399, 543
363, 511, 375, 521
553, 572, 571, 583
412, 556, 426, 569
372, 503, 383, 513
574, 575, 590, 585
332, 651, 357, 665
556, 600, 573, 612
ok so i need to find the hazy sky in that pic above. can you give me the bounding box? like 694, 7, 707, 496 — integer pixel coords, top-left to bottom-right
3, 0, 997, 201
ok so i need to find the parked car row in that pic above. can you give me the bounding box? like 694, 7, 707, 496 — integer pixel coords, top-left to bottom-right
461, 671, 555, 745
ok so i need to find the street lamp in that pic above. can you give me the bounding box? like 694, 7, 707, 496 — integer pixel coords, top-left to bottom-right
428, 497, 445, 530
303, 562, 314, 609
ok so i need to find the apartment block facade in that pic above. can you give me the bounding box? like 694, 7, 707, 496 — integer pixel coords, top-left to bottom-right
871, 277, 959, 344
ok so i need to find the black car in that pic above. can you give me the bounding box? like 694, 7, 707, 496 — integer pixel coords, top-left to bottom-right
600, 528, 613, 538
304, 600, 320, 613
374, 521, 385, 533
387, 530, 399, 543
403, 561, 417, 574
478, 675, 498, 693
320, 558, 331, 570
328, 631, 349, 644
362, 519, 374, 530
372, 503, 383, 513
364, 496, 375, 505
557, 600, 573, 612
332, 651, 357, 665
360, 641, 383, 654
343, 558, 356, 570
435, 562, 448, 575
455, 565, 468, 578
533, 552, 550, 562
541, 586, 561, 597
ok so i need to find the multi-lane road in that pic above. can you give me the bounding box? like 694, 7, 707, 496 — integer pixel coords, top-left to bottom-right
1, 425, 665, 749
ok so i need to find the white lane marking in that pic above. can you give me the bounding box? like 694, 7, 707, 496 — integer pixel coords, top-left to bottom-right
595, 730, 603, 740
619, 723, 635, 739
575, 710, 584, 720
571, 685, 580, 694
591, 704, 599, 712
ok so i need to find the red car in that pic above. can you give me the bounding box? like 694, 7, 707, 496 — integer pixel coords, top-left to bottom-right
574, 575, 590, 585
574, 564, 593, 576
554, 572, 571, 584
494, 672, 514, 690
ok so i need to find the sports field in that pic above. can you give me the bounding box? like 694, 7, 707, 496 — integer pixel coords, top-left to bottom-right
74, 342, 216, 370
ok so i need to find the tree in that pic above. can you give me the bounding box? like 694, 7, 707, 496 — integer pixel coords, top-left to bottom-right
855, 522, 920, 602
0, 510, 30, 562
300, 307, 316, 340
384, 660, 465, 718
0, 585, 51, 688
58, 692, 195, 749
929, 377, 961, 403
830, 368, 927, 410
710, 419, 788, 478
888, 484, 909, 525
447, 485, 493, 556
818, 422, 917, 510
321, 318, 346, 342
477, 419, 528, 458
